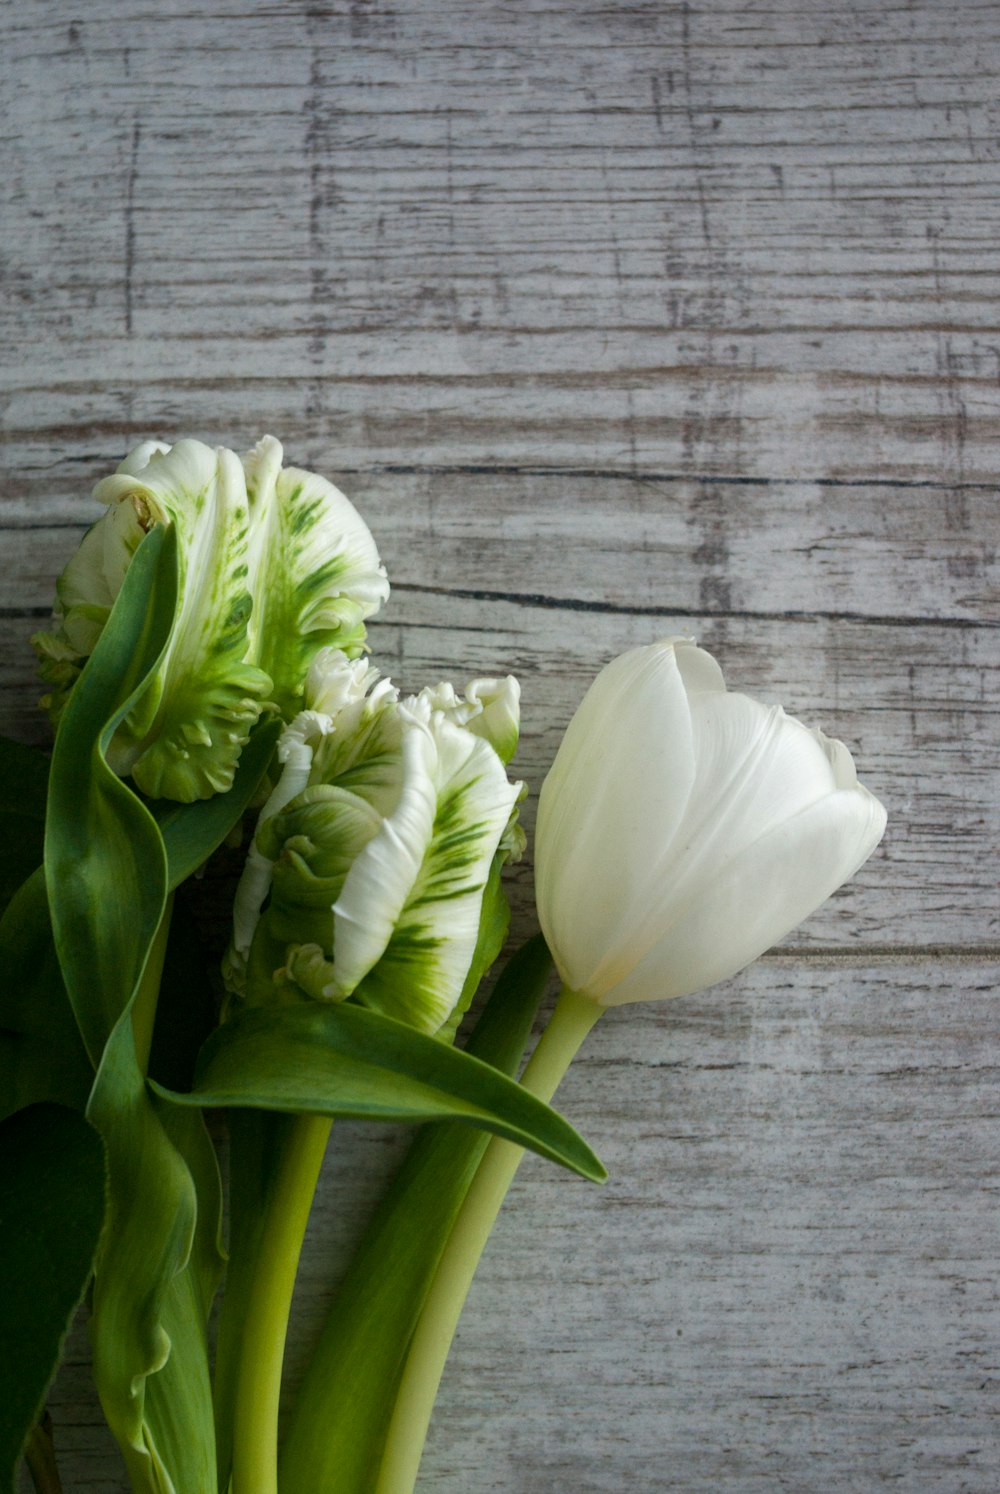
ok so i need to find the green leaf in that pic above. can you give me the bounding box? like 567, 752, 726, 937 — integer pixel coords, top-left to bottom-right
0, 869, 93, 1124
0, 737, 48, 920
0, 1102, 106, 1494
45, 524, 177, 1065
279, 936, 555, 1493
44, 525, 219, 1494
155, 991, 603, 1181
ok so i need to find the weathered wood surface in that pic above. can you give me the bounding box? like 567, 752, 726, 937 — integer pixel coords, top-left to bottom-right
2, 0, 998, 1490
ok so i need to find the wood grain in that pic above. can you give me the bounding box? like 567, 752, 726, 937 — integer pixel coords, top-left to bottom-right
3, 0, 998, 1490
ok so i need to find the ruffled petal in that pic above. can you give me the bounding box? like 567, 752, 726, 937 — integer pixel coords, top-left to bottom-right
351, 712, 523, 1032
92, 440, 274, 801
242, 437, 390, 714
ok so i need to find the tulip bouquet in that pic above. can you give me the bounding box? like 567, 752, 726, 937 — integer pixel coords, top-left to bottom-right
0, 437, 885, 1494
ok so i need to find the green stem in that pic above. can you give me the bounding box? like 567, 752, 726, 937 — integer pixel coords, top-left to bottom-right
373, 986, 600, 1494
231, 1112, 333, 1494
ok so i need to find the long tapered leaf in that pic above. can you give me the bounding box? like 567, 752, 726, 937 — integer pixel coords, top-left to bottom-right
279, 935, 555, 1494
0, 868, 93, 1124
46, 524, 177, 1065
44, 525, 220, 1494
0, 1103, 106, 1494
154, 991, 603, 1181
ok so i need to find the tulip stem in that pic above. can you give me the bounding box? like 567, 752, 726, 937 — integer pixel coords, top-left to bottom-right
373, 985, 601, 1494
231, 1112, 332, 1494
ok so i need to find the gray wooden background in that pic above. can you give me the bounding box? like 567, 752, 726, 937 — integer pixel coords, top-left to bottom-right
2, 1, 998, 1490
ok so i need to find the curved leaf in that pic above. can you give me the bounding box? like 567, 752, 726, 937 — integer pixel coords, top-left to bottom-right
155, 987, 603, 1182
44, 525, 220, 1494
45, 524, 177, 1065
0, 1103, 106, 1494
0, 869, 92, 1124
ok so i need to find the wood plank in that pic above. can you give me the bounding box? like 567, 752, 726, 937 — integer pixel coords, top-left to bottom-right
2, 468, 996, 626
5, 1, 998, 1489
38, 959, 1000, 1493
3, 2, 1000, 478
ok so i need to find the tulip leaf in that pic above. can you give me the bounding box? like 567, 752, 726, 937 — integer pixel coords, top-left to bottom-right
0, 869, 93, 1124
45, 523, 177, 1065
44, 524, 219, 1494
279, 935, 555, 1494
0, 1102, 106, 1494
154, 990, 603, 1181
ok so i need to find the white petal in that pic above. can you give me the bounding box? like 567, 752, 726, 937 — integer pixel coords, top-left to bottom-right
810, 726, 859, 789
304, 648, 385, 719
582, 696, 845, 996
673, 638, 726, 695
535, 641, 696, 995
681, 693, 839, 863
110, 439, 172, 480
331, 715, 437, 995
412, 676, 521, 765
354, 716, 522, 1032
601, 784, 887, 1006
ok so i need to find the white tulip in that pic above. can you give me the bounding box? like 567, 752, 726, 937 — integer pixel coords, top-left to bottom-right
535, 637, 887, 1006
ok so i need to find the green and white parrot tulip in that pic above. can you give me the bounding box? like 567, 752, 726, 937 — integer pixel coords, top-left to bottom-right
33, 437, 389, 802
226, 649, 525, 1038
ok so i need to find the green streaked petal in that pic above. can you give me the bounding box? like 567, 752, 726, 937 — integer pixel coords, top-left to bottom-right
242, 437, 389, 715
328, 717, 438, 999
351, 714, 522, 1033
94, 440, 273, 802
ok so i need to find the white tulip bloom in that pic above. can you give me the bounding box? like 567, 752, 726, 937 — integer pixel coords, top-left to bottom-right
535, 637, 887, 1007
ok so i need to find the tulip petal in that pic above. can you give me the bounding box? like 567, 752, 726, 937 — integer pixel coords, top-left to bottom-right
601, 783, 886, 1006
681, 692, 840, 860
243, 437, 390, 715
331, 719, 438, 997
94, 441, 274, 802
585, 697, 860, 998
673, 638, 726, 696
535, 642, 696, 995
349, 716, 522, 1033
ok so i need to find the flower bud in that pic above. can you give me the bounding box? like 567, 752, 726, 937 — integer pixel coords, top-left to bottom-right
229, 650, 524, 1036
535, 637, 886, 1007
